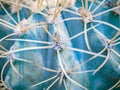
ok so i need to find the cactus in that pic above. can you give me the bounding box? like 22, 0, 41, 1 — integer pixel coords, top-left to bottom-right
0, 0, 120, 90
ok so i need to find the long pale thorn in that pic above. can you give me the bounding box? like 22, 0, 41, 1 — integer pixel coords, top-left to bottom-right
92, 0, 106, 14
46, 77, 60, 90
57, 50, 88, 90
108, 80, 120, 90
0, 2, 17, 25
6, 39, 52, 45
31, 75, 58, 88
93, 49, 110, 75
94, 5, 120, 17
84, 21, 92, 51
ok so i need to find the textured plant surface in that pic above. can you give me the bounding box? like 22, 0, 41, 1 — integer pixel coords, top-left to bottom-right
0, 0, 120, 90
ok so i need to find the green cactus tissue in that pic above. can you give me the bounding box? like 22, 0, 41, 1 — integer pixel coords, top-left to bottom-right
0, 0, 120, 90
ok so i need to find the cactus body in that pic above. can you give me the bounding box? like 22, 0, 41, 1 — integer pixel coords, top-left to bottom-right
0, 0, 120, 90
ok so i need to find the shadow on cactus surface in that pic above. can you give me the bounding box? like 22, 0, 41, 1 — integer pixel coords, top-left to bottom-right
0, 0, 120, 90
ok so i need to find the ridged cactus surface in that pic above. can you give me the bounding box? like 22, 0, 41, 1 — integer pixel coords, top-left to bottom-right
0, 0, 120, 90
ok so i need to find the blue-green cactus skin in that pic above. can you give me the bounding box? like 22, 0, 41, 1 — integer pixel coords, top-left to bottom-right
0, 0, 120, 90
0, 6, 31, 81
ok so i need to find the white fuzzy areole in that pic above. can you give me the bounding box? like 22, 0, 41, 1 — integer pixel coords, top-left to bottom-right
46, 0, 76, 24
78, 7, 93, 23
29, 0, 47, 12
10, 0, 22, 13
14, 19, 28, 35
46, 0, 75, 8
46, 7, 60, 24
6, 0, 76, 13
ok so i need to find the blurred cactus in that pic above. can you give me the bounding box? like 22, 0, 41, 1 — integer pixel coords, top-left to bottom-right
0, 0, 120, 90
